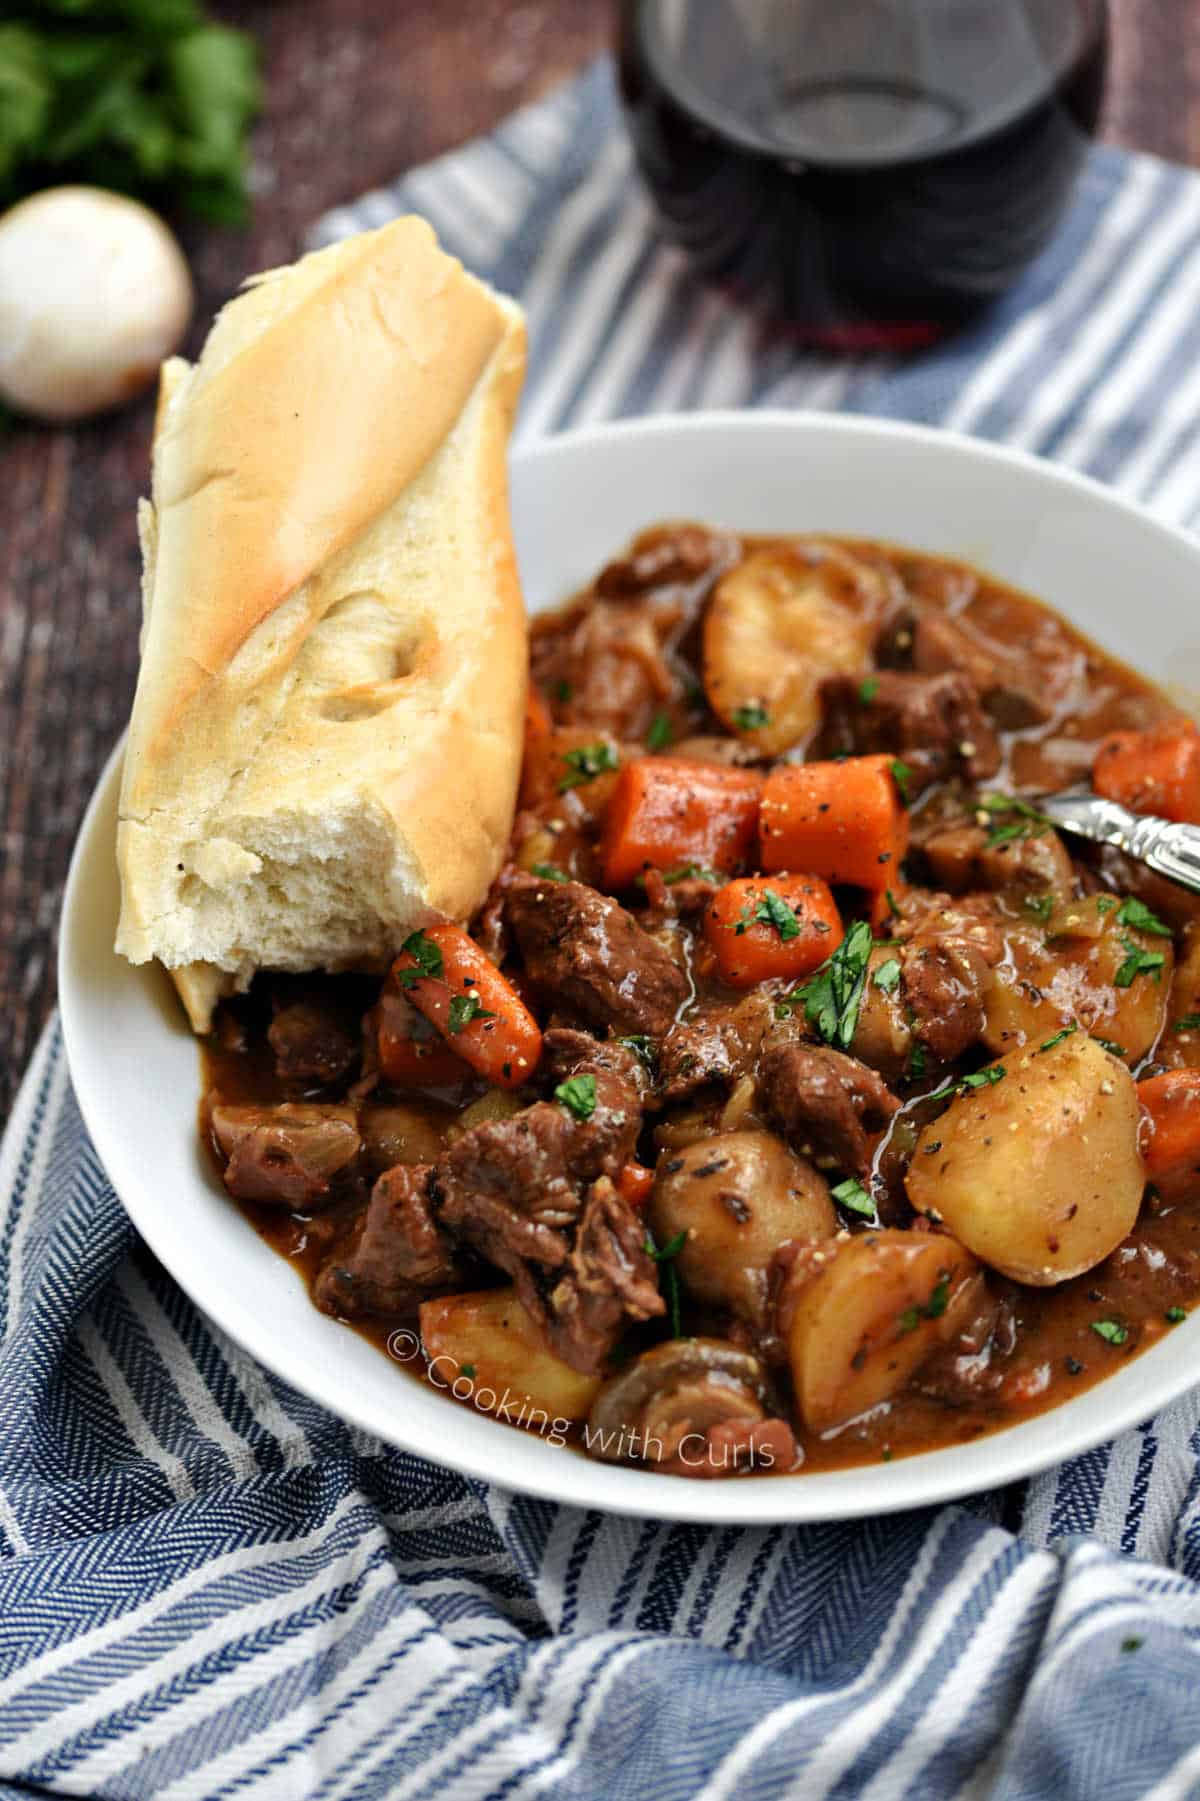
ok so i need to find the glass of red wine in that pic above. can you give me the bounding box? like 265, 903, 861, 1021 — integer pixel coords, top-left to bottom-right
617, 0, 1109, 349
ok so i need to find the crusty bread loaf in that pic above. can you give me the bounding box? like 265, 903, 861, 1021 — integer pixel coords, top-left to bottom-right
115, 217, 527, 1030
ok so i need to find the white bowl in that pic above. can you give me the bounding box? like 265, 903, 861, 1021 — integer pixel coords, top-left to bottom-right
59, 411, 1200, 1524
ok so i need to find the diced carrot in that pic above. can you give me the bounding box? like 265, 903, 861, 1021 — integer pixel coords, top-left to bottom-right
616, 1161, 656, 1208
1137, 1069, 1200, 1198
759, 755, 909, 891
392, 925, 543, 1089
525, 684, 553, 759
600, 755, 763, 890
374, 990, 466, 1088
520, 725, 622, 814
703, 873, 843, 989
1093, 718, 1200, 824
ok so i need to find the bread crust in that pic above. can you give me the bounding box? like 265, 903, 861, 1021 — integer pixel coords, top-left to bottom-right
115, 218, 528, 1027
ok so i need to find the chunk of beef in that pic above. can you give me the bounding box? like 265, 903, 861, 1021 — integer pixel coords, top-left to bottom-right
641, 866, 721, 924
921, 820, 1074, 901
530, 598, 677, 739
547, 1177, 664, 1372
594, 525, 730, 598
314, 1163, 462, 1319
901, 936, 995, 1065
659, 1012, 737, 1101
819, 669, 1000, 783
210, 1103, 360, 1208
758, 1044, 899, 1177
506, 875, 689, 1036
883, 893, 1005, 1066
268, 998, 359, 1089
658, 990, 776, 1103
878, 605, 1051, 730
890, 890, 1007, 962
540, 1026, 651, 1098
435, 1042, 659, 1369
531, 528, 733, 739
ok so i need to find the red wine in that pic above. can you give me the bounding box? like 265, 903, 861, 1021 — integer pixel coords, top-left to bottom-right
617, 0, 1108, 348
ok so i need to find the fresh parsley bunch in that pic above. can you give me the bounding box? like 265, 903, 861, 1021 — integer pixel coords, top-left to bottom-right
0, 0, 260, 225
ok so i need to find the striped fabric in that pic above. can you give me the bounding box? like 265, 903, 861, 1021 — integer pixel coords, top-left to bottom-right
5, 56, 1200, 1800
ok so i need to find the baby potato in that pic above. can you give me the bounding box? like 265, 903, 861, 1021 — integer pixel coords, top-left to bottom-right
702, 543, 880, 756
789, 1229, 984, 1433
649, 1130, 836, 1327
983, 896, 1173, 1064
419, 1288, 601, 1424
907, 1035, 1144, 1285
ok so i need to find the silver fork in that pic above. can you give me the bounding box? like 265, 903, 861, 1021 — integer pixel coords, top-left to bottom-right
1037, 787, 1200, 897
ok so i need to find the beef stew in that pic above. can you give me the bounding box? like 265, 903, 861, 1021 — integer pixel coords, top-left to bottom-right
201, 526, 1200, 1479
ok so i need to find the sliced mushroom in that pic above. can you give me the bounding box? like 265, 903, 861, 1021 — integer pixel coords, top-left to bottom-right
210, 1103, 360, 1208
586, 1338, 796, 1477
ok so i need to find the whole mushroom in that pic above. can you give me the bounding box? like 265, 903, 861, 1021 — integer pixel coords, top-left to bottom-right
0, 186, 192, 422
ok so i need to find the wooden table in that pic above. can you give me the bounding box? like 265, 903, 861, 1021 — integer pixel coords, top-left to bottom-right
2, 0, 1198, 1119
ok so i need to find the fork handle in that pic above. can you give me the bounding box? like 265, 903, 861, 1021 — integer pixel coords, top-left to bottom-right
1122, 811, 1200, 896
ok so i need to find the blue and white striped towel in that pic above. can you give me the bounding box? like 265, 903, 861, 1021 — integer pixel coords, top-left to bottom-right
6, 56, 1200, 1800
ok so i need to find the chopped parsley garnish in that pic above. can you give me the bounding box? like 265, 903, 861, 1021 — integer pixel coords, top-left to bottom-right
927, 1066, 1007, 1103
979, 792, 1053, 846
859, 676, 880, 705
731, 701, 770, 731
1091, 1319, 1128, 1346
908, 1043, 928, 1078
396, 929, 444, 987
644, 1227, 686, 1335
1095, 1037, 1127, 1057
899, 1278, 951, 1334
1167, 1306, 1187, 1324
1095, 895, 1118, 915
831, 1176, 876, 1220
785, 919, 874, 1050
1024, 893, 1055, 922
459, 1363, 476, 1379
664, 863, 721, 885
448, 993, 496, 1034
1116, 897, 1171, 938
1176, 1015, 1200, 1032
530, 862, 569, 883
553, 679, 573, 703
923, 1276, 950, 1319
754, 888, 801, 941
1038, 1025, 1077, 1053
890, 759, 915, 805
1114, 940, 1166, 988
647, 711, 674, 751
874, 957, 902, 995
555, 1074, 597, 1120
558, 742, 619, 791
1121, 1636, 1144, 1654
617, 1034, 657, 1074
